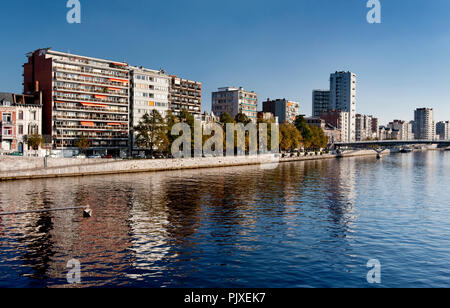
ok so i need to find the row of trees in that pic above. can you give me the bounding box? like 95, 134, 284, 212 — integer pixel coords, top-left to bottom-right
134, 110, 329, 155
20, 111, 329, 156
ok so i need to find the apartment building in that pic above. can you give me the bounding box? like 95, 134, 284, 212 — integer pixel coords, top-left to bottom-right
23, 48, 130, 157
330, 71, 357, 142
436, 121, 450, 140
312, 90, 330, 117
386, 120, 411, 141
320, 110, 350, 143
263, 99, 299, 124
355, 114, 375, 141
212, 87, 258, 122
0, 92, 42, 155
414, 108, 434, 140
170, 75, 202, 117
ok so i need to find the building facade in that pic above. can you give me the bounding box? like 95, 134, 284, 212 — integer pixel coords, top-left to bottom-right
414, 108, 434, 140
170, 75, 202, 117
312, 90, 330, 117
212, 87, 258, 122
263, 99, 299, 124
436, 121, 450, 140
330, 71, 357, 142
23, 48, 130, 157
0, 92, 42, 155
386, 120, 410, 141
320, 110, 350, 143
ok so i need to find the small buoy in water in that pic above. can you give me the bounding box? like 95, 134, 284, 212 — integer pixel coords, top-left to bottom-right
83, 205, 92, 218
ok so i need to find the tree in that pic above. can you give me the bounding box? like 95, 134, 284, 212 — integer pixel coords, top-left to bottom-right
75, 136, 91, 154
294, 115, 312, 147
235, 113, 251, 125
279, 123, 303, 152
134, 110, 169, 155
219, 112, 235, 124
165, 110, 179, 146
25, 134, 44, 156
309, 126, 328, 150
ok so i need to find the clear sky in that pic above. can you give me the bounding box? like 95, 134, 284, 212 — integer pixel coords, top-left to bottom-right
1, 0, 450, 124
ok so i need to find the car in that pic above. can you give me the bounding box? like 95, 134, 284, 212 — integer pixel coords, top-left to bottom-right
102, 155, 113, 159
88, 155, 102, 159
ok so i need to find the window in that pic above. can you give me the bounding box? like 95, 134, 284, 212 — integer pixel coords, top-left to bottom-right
18, 111, 24, 120
18, 125, 24, 135
31, 111, 37, 121
2, 113, 12, 123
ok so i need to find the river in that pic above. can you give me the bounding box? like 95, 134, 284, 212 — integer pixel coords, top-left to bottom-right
0, 151, 449, 287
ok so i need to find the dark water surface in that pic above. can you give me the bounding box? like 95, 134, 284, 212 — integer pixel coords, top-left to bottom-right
0, 151, 449, 288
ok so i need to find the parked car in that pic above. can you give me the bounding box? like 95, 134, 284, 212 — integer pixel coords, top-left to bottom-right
102, 154, 113, 159
74, 154, 87, 159
88, 154, 102, 159
8, 152, 23, 157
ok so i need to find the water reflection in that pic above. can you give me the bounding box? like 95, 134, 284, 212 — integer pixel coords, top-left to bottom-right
1, 152, 450, 287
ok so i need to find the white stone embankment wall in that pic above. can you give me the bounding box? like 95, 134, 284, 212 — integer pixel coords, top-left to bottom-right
0, 150, 382, 181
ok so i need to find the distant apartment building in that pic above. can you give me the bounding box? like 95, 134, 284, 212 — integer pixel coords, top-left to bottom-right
320, 110, 350, 143
262, 98, 299, 124
257, 111, 278, 123
212, 87, 258, 122
305, 116, 340, 144
436, 121, 450, 140
414, 108, 434, 140
312, 90, 330, 117
170, 75, 202, 117
23, 48, 130, 157
355, 114, 373, 141
0, 92, 42, 155
330, 71, 357, 142
371, 118, 380, 139
387, 120, 410, 141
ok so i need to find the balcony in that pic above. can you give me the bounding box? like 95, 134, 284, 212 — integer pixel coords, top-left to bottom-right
55, 74, 129, 89
55, 124, 128, 132
54, 104, 128, 115
54, 85, 128, 98
54, 94, 128, 106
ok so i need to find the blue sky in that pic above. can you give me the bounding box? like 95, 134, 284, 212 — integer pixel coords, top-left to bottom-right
1, 0, 450, 124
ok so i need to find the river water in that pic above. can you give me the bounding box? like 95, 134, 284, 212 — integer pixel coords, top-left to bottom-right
0, 151, 449, 288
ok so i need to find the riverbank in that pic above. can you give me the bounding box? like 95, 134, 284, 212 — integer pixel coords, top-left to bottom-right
0, 150, 386, 182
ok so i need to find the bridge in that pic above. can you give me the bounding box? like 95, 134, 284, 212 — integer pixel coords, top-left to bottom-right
333, 140, 450, 158
335, 140, 450, 148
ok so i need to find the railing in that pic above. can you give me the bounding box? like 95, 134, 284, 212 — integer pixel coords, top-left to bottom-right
56, 125, 128, 131
55, 135, 128, 140
54, 115, 128, 122
54, 105, 128, 114
54, 95, 128, 106
54, 65, 128, 79
54, 85, 128, 97
55, 75, 129, 89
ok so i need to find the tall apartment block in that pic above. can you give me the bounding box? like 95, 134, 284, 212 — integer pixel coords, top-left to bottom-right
312, 90, 330, 117
23, 49, 130, 157
414, 108, 434, 140
330, 71, 357, 142
263, 98, 300, 124
170, 75, 202, 117
436, 121, 449, 140
212, 87, 258, 122
129, 66, 170, 151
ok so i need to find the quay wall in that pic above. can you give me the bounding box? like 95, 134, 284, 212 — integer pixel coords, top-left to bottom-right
0, 150, 384, 181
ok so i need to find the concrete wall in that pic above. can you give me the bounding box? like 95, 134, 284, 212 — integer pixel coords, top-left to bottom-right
0, 150, 382, 181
